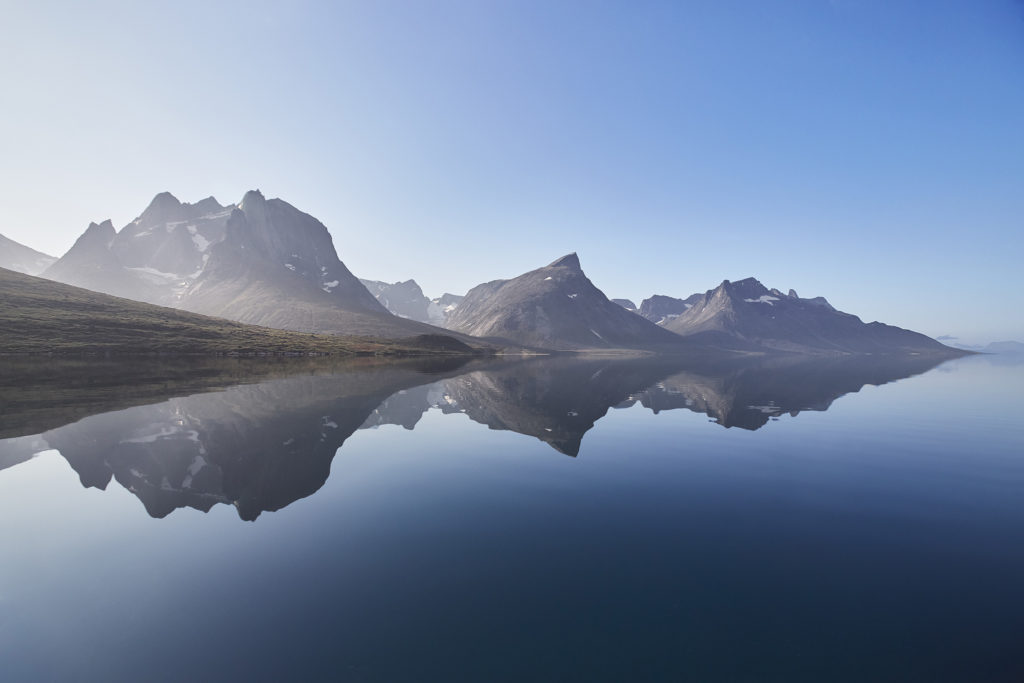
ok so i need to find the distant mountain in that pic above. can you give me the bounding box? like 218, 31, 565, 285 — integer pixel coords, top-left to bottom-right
0, 234, 55, 275
432, 293, 463, 322
662, 277, 959, 355
983, 341, 1024, 354
0, 266, 477, 356
444, 253, 688, 350
611, 298, 637, 311
360, 278, 439, 323
638, 294, 703, 324
358, 280, 465, 325
42, 190, 478, 342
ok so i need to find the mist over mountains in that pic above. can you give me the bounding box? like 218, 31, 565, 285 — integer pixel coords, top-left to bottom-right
0, 233, 55, 276
1, 189, 966, 356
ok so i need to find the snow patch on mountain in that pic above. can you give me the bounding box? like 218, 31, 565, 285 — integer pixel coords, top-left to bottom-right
745, 295, 780, 305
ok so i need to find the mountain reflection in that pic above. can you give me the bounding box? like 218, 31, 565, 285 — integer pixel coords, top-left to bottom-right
0, 353, 952, 520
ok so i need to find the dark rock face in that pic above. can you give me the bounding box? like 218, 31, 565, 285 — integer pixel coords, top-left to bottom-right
0, 234, 55, 276
611, 299, 637, 311
662, 277, 957, 355
444, 253, 687, 350
637, 294, 703, 324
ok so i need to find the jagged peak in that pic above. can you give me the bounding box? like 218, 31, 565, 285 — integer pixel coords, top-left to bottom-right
66, 219, 117, 252
135, 191, 187, 226
191, 196, 224, 214
150, 191, 181, 206
142, 191, 182, 213
85, 219, 116, 236
547, 252, 580, 269
788, 288, 798, 298
239, 189, 266, 210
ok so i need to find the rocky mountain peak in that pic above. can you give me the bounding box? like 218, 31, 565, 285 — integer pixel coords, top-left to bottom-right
727, 277, 769, 299
239, 189, 266, 211
547, 252, 581, 269
82, 219, 117, 245
137, 191, 186, 226
191, 196, 225, 215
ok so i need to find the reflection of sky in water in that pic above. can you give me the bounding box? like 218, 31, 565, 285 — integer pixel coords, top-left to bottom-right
1, 354, 1022, 681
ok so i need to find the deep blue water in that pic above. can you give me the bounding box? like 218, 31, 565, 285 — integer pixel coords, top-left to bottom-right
1, 353, 1022, 682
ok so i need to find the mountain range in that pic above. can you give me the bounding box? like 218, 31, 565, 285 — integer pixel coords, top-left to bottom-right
444, 253, 693, 351
0, 233, 55, 275
658, 278, 950, 354
38, 191, 477, 342
358, 278, 463, 325
2, 189, 967, 357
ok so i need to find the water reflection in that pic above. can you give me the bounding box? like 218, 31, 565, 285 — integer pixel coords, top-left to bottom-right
0, 353, 953, 519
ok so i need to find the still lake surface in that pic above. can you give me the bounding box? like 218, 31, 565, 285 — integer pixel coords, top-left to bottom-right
1, 352, 1022, 682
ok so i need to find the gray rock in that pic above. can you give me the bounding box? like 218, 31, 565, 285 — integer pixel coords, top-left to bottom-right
445, 253, 688, 351
662, 277, 958, 355
611, 298, 637, 311
637, 294, 702, 324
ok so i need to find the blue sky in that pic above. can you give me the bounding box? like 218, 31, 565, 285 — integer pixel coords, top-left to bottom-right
1, 0, 1022, 343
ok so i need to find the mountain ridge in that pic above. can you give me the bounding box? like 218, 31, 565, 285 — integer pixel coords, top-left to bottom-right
0, 233, 57, 276
444, 253, 693, 351
661, 277, 958, 355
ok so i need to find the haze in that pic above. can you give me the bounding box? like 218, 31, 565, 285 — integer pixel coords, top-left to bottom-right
1, 0, 1021, 342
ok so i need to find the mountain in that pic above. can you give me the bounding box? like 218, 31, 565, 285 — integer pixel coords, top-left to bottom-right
637, 294, 703, 324
444, 253, 689, 351
662, 277, 959, 355
360, 278, 438, 323
0, 234, 55, 275
432, 293, 463, 322
42, 190, 482, 342
42, 194, 235, 307
983, 341, 1024, 354
358, 279, 465, 326
0, 266, 477, 356
611, 298, 637, 311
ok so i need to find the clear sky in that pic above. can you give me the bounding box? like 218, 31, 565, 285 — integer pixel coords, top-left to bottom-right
1, 0, 1022, 343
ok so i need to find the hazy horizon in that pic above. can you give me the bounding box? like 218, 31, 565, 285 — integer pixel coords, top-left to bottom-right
2, 1, 1022, 343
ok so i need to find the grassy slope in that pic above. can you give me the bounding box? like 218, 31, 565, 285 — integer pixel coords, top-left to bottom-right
0, 267, 478, 355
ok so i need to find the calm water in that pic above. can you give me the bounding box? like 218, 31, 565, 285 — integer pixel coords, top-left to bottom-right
1, 353, 1022, 682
